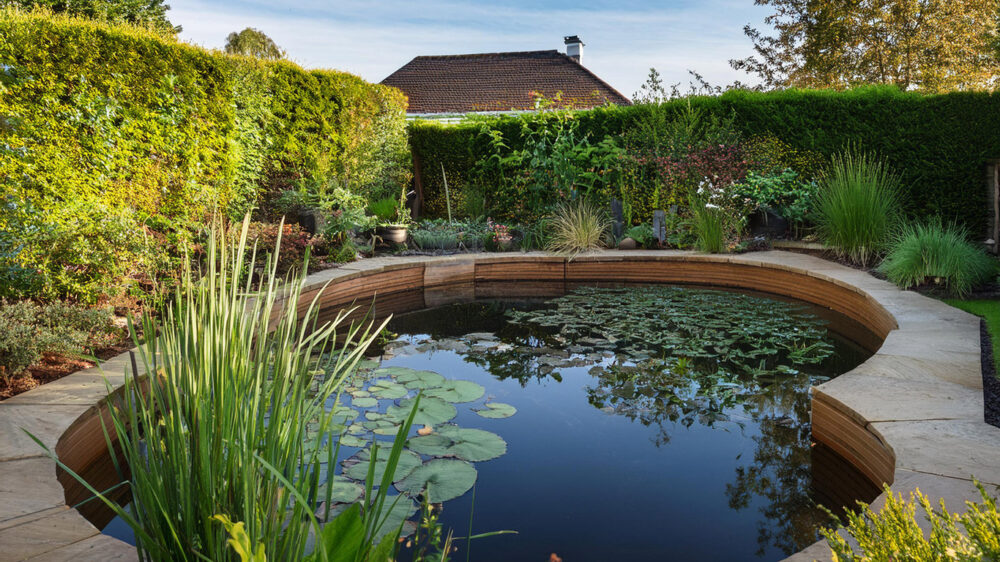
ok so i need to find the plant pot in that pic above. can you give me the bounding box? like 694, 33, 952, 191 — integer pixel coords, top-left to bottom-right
377, 225, 408, 245
297, 209, 327, 236
618, 237, 638, 250
748, 208, 789, 238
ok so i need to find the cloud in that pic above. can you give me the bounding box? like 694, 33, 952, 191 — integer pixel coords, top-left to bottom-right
169, 0, 767, 96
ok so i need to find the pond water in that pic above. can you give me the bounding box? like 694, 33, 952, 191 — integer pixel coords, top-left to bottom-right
102, 286, 880, 561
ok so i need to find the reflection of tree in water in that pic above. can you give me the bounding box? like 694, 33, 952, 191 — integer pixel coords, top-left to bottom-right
395, 288, 863, 556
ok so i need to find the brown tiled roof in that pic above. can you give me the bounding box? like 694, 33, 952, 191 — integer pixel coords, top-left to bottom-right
381, 50, 631, 114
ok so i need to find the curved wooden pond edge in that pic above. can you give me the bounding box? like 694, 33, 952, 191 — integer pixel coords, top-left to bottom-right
1, 250, 996, 562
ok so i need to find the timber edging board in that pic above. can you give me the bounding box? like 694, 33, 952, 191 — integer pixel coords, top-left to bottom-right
0, 250, 993, 562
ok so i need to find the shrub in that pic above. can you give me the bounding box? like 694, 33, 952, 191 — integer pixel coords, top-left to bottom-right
730, 168, 819, 227
822, 482, 1000, 560
244, 222, 312, 276
814, 150, 902, 267
545, 200, 609, 258
879, 220, 997, 296
0, 299, 119, 383
625, 224, 656, 248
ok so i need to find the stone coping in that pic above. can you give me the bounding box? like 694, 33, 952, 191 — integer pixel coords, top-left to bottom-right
0, 250, 995, 562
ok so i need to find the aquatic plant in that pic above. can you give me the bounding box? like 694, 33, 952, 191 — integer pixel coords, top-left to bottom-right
814, 150, 902, 267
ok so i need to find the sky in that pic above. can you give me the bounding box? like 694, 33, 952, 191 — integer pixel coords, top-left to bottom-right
168, 0, 770, 99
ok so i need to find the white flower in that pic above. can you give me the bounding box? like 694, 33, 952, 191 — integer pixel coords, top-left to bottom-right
705, 203, 719, 209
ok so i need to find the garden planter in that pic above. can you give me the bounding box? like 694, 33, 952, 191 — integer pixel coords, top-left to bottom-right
378, 226, 409, 245
748, 208, 788, 238
982, 320, 1000, 428
298, 209, 327, 236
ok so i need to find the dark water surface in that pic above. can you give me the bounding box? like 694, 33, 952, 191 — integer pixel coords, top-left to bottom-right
103, 288, 880, 561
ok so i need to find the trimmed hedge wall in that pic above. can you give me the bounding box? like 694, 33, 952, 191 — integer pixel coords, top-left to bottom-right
0, 9, 408, 219
0, 11, 408, 301
410, 87, 1000, 233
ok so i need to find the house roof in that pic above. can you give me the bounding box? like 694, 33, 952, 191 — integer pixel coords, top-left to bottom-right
381, 50, 631, 114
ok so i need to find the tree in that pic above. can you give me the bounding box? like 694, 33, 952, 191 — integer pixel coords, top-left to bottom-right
1, 0, 178, 34
224, 28, 285, 60
731, 0, 1000, 92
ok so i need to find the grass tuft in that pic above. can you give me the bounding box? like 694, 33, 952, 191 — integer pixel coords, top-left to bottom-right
545, 199, 609, 259
814, 150, 902, 267
879, 219, 998, 296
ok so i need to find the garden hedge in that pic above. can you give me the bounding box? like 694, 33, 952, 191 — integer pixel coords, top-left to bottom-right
0, 10, 409, 301
410, 87, 1000, 233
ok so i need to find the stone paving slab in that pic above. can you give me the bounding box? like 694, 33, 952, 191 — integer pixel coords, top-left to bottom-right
0, 457, 63, 524
816, 370, 982, 423
24, 534, 137, 562
870, 420, 1000, 486
0, 404, 90, 462
0, 508, 99, 561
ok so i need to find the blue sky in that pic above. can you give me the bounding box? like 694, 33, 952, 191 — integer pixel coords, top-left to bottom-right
169, 0, 769, 98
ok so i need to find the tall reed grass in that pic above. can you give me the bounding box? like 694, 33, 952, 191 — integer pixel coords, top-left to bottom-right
29, 218, 409, 561
879, 219, 997, 296
815, 150, 902, 267
689, 199, 725, 253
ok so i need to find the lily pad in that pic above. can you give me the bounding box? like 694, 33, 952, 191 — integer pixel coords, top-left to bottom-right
475, 402, 517, 419
344, 448, 422, 482
395, 369, 445, 390
338, 434, 368, 448
385, 397, 456, 426
352, 396, 378, 408
317, 478, 363, 504
424, 380, 485, 403
408, 426, 507, 462
395, 459, 478, 503
371, 380, 408, 400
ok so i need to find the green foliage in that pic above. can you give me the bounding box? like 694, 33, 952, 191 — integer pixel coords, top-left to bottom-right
244, 221, 312, 276
730, 169, 819, 226
410, 87, 995, 233
0, 299, 118, 382
879, 220, 997, 296
0, 10, 408, 302
815, 150, 903, 266
545, 199, 609, 258
3, 0, 178, 34
822, 482, 1000, 561
624, 224, 656, 247
689, 195, 726, 253
224, 28, 284, 60
946, 299, 1000, 374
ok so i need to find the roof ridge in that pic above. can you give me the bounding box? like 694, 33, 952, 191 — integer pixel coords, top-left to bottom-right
411, 50, 561, 60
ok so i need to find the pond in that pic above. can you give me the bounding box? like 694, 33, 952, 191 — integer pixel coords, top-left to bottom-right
103, 285, 880, 560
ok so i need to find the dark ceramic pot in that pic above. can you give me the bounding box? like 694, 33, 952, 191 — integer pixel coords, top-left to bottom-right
297, 209, 327, 236
748, 208, 789, 237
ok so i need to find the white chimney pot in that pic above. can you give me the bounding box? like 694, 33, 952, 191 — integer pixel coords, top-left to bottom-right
564, 35, 584, 64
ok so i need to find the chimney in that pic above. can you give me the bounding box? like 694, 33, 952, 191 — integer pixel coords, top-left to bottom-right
564, 35, 584, 64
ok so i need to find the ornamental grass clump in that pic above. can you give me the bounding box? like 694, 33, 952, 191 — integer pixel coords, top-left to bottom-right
879, 220, 997, 296
29, 218, 408, 561
815, 150, 902, 267
545, 199, 609, 259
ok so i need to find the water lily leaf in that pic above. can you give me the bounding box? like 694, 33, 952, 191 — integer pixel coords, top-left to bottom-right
372, 496, 418, 542
344, 448, 422, 482
475, 402, 517, 419
395, 459, 477, 503
424, 380, 485, 403
395, 369, 445, 390
339, 434, 368, 448
362, 419, 402, 436
406, 434, 453, 457
317, 478, 363, 504
352, 396, 378, 408
409, 426, 507, 462
371, 380, 408, 400
350, 389, 371, 398
385, 397, 456, 426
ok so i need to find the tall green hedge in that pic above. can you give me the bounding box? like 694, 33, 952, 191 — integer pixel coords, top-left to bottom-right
410, 87, 1000, 233
0, 10, 408, 301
